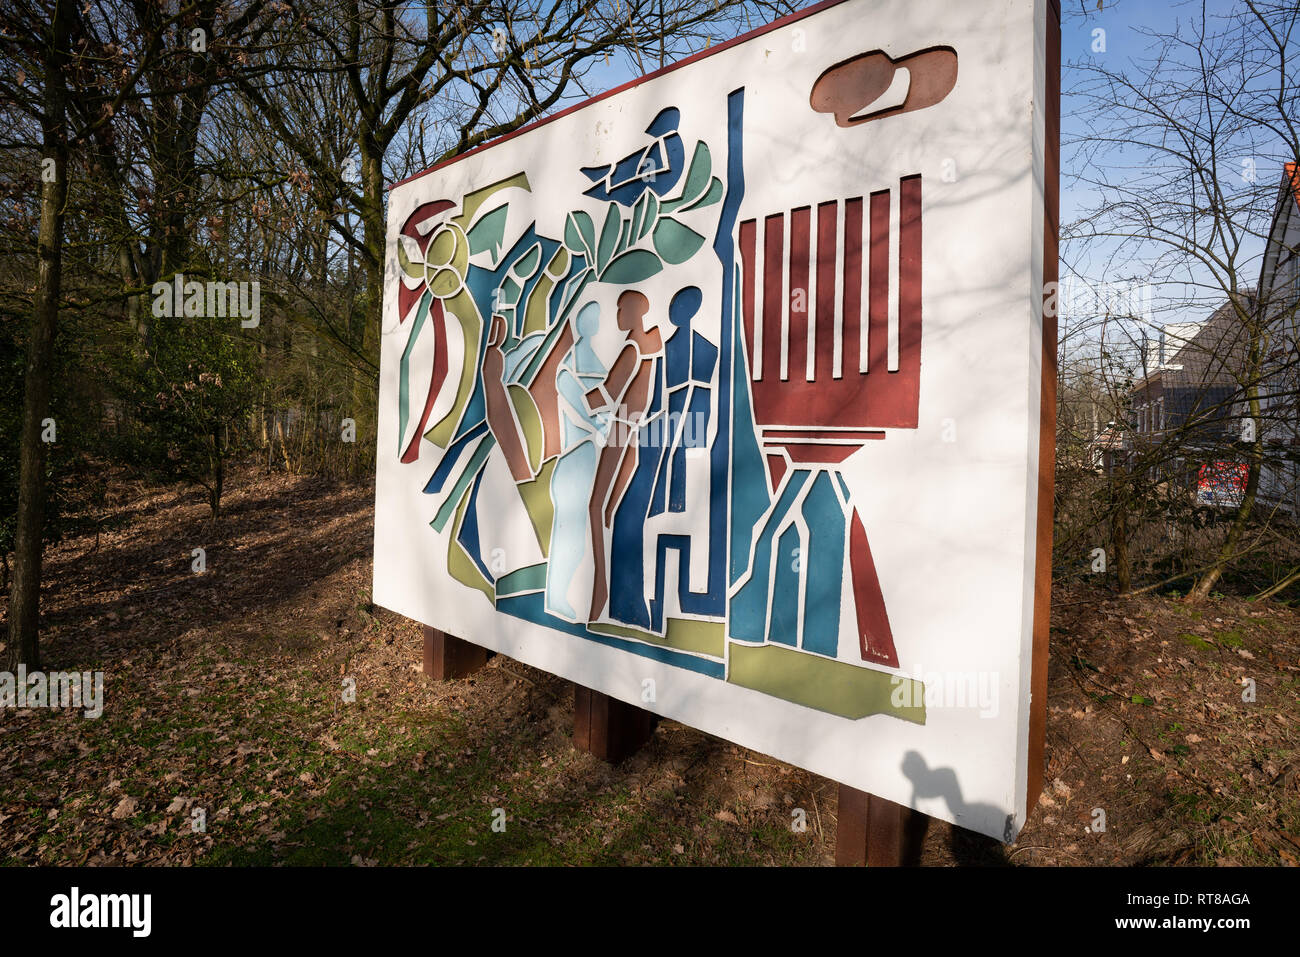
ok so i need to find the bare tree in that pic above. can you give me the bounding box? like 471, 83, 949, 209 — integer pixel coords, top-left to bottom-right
1063, 0, 1299, 600
231, 1, 794, 418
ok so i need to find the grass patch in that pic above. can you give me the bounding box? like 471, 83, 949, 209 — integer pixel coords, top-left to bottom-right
1215, 628, 1245, 648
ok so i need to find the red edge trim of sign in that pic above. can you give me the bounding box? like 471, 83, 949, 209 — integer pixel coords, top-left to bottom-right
1025, 0, 1061, 824
387, 0, 855, 192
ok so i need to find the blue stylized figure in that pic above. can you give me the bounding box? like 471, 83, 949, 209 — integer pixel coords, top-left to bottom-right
651, 286, 716, 515
607, 286, 719, 632
607, 358, 669, 630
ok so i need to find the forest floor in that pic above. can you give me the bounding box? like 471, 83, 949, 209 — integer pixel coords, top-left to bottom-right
1, 464, 1297, 866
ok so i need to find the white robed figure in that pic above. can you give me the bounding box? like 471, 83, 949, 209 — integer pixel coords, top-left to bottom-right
545, 302, 610, 620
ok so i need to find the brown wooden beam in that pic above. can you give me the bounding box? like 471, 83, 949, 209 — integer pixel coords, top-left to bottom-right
421, 625, 492, 680
1026, 0, 1062, 820
572, 684, 658, 763
835, 784, 929, 866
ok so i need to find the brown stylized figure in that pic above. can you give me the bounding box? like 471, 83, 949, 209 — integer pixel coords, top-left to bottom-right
810, 46, 957, 128
482, 314, 535, 483
586, 290, 663, 621
525, 320, 573, 462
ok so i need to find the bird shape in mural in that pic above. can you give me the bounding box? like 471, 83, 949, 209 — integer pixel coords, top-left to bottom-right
578, 107, 685, 206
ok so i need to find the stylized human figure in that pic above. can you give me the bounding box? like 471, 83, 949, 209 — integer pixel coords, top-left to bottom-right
545, 302, 609, 620
651, 286, 716, 515
482, 313, 535, 483
605, 287, 718, 630
586, 290, 663, 622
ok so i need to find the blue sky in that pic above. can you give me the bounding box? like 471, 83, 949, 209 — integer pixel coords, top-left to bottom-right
1057, 0, 1296, 336
1057, 0, 1288, 222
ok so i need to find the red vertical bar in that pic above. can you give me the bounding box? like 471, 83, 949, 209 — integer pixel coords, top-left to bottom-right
897, 175, 922, 425
401, 297, 449, 464
842, 197, 864, 380
788, 206, 811, 383
762, 213, 784, 385
739, 219, 757, 377
850, 510, 898, 667
816, 201, 838, 383
868, 190, 890, 376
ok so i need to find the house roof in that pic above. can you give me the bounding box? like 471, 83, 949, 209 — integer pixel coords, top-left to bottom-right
1089, 423, 1126, 449
1133, 294, 1255, 395
1258, 163, 1299, 310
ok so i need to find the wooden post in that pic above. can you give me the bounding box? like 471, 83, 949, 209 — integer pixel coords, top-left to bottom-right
572, 684, 658, 763
835, 784, 929, 866
422, 625, 492, 680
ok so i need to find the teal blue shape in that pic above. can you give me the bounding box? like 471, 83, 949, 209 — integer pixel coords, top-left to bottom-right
497, 593, 724, 678
652, 217, 705, 265
771, 525, 802, 647
564, 210, 596, 259
431, 436, 493, 532
729, 471, 805, 642
596, 203, 621, 273
729, 303, 770, 584
467, 205, 509, 258
497, 563, 548, 595
801, 472, 846, 657
601, 249, 663, 284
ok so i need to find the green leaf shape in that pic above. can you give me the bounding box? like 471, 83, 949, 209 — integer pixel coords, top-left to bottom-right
600, 249, 663, 285
512, 243, 542, 280
681, 176, 723, 213
546, 246, 570, 277
652, 217, 706, 265
596, 203, 621, 273
466, 205, 508, 259
429, 267, 462, 298
661, 142, 712, 213
498, 277, 521, 307
630, 191, 648, 239
564, 210, 596, 259
616, 218, 632, 257
397, 235, 424, 279
640, 191, 660, 240
397, 292, 432, 450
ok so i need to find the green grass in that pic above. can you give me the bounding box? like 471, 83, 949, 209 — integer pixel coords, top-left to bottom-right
1215, 628, 1245, 648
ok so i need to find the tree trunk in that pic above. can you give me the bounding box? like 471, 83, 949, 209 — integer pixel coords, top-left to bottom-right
1189, 310, 1265, 603
1110, 474, 1132, 593
360, 147, 385, 323
210, 444, 223, 521
1188, 439, 1261, 602
7, 0, 73, 671
1113, 502, 1131, 593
